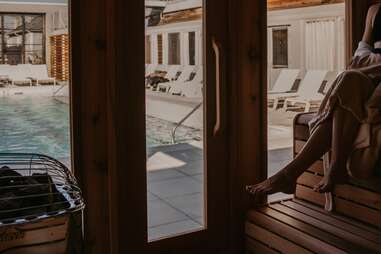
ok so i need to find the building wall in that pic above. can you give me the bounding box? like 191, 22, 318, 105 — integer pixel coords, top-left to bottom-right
267, 3, 345, 88
146, 20, 203, 67
0, 2, 68, 72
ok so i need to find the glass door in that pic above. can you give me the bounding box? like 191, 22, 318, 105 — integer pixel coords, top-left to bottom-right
145, 0, 229, 249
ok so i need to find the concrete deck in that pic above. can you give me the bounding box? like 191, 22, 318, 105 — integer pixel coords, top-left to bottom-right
147, 141, 293, 240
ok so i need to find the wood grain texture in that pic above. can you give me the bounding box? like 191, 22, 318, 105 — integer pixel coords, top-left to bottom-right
283, 200, 381, 244
268, 0, 344, 10
270, 203, 381, 253
247, 210, 345, 254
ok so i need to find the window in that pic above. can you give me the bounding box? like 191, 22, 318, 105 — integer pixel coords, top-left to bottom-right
145, 35, 151, 64
272, 27, 288, 68
168, 32, 180, 65
1, 14, 45, 65
189, 31, 196, 65
157, 34, 163, 64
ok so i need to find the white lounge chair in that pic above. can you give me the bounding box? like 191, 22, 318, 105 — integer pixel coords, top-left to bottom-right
145, 64, 156, 77
164, 65, 182, 82
282, 70, 328, 112
0, 65, 11, 85
178, 66, 203, 98
157, 66, 196, 93
268, 69, 300, 110
6, 65, 32, 86
29, 65, 56, 85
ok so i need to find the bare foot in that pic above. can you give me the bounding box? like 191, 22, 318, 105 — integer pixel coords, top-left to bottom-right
246, 170, 297, 200
314, 163, 348, 193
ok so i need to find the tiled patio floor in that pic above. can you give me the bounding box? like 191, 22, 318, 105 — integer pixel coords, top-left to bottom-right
147, 142, 293, 240
147, 143, 204, 240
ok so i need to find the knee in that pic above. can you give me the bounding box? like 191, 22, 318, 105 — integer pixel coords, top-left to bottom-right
340, 70, 365, 81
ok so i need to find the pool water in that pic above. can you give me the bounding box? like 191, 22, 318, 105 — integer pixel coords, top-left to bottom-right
0, 97, 70, 162
0, 96, 201, 165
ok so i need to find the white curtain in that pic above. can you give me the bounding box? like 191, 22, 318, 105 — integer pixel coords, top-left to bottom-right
305, 19, 336, 70
267, 28, 273, 89
337, 17, 346, 71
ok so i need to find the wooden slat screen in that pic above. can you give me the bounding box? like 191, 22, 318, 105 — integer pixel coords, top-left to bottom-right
50, 33, 69, 81
157, 34, 163, 64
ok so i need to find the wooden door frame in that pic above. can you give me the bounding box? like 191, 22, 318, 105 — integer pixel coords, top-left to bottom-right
71, 0, 148, 253
70, 0, 268, 253
70, 0, 232, 253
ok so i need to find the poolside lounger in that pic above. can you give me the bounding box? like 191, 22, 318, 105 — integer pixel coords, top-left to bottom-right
269, 69, 300, 94
268, 69, 300, 110
6, 65, 32, 86
178, 66, 203, 98
0, 65, 11, 86
146, 65, 169, 89
164, 65, 182, 82
29, 65, 56, 85
149, 65, 182, 91
157, 66, 195, 93
282, 70, 328, 112
145, 64, 157, 77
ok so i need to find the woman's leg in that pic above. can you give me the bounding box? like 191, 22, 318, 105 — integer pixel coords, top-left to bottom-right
248, 107, 361, 197
314, 107, 360, 192
247, 119, 332, 197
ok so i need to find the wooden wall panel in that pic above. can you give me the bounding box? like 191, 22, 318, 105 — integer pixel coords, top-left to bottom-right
228, 0, 268, 252
71, 0, 147, 252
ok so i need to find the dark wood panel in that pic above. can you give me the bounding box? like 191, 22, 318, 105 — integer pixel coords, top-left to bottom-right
335, 184, 381, 211
247, 210, 344, 254
282, 200, 381, 244
70, 0, 110, 252
246, 235, 281, 254
270, 203, 381, 253
295, 185, 325, 206
334, 197, 381, 229
258, 207, 370, 253
293, 199, 381, 235
245, 222, 313, 254
297, 171, 322, 187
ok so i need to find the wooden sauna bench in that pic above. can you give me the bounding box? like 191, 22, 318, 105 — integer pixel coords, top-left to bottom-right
246, 112, 381, 254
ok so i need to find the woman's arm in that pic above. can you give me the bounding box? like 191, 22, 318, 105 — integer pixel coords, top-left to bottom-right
363, 4, 381, 44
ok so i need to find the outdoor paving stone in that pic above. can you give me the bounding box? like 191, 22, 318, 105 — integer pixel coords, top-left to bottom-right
176, 160, 203, 176
164, 193, 204, 219
268, 148, 293, 163
148, 176, 203, 199
165, 149, 203, 163
147, 169, 186, 183
149, 219, 202, 240
193, 217, 204, 225
148, 199, 188, 227
147, 191, 159, 201
191, 174, 203, 183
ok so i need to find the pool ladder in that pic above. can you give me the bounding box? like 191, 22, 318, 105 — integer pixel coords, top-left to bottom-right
171, 102, 203, 144
53, 83, 67, 97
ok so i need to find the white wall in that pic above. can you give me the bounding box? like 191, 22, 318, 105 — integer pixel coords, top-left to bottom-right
0, 2, 68, 71
146, 20, 203, 67
267, 3, 345, 89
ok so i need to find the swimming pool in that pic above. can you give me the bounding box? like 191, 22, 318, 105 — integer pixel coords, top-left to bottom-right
0, 96, 201, 165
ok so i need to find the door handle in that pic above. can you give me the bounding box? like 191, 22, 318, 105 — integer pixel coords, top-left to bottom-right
212, 37, 222, 136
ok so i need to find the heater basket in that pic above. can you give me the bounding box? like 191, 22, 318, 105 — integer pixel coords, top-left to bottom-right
0, 153, 84, 254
